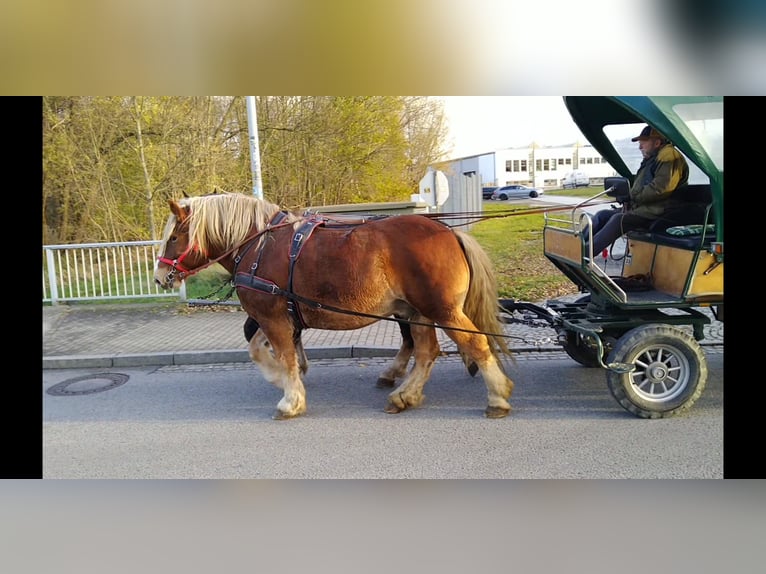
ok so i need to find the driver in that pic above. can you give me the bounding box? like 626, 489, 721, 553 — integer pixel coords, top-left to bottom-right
585, 125, 689, 255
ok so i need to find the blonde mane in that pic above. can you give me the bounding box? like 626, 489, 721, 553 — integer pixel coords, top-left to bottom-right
173, 193, 293, 254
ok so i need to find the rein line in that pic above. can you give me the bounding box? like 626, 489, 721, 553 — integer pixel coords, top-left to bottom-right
420, 200, 612, 228
266, 288, 517, 341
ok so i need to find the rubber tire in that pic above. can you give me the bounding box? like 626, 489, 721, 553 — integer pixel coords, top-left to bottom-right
529, 191, 539, 198
499, 193, 508, 200
605, 324, 707, 419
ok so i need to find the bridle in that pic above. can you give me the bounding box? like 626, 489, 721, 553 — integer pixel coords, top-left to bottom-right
156, 243, 204, 289
155, 213, 294, 289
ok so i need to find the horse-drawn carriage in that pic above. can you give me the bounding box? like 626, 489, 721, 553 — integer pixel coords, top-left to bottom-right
155, 96, 722, 420
500, 96, 723, 418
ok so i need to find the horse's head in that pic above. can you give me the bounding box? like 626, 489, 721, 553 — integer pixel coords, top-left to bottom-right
154, 199, 209, 290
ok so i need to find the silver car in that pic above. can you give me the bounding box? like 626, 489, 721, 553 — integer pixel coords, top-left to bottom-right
490, 184, 544, 200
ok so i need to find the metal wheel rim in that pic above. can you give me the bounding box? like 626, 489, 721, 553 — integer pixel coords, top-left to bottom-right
628, 343, 690, 402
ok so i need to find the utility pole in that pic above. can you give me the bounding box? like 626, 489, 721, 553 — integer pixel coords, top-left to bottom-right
246, 96, 263, 198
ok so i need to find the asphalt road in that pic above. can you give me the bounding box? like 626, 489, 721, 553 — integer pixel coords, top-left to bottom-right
43, 348, 724, 479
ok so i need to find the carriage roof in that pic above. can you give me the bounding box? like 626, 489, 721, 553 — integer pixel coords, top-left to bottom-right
563, 96, 723, 241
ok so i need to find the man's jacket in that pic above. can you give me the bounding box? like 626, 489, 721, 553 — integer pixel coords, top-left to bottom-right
629, 143, 690, 218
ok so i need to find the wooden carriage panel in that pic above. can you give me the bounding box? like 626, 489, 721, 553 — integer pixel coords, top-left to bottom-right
687, 253, 723, 298
650, 245, 694, 296
623, 239, 655, 277
544, 228, 581, 264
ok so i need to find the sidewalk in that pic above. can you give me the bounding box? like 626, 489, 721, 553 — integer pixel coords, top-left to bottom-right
42, 299, 724, 370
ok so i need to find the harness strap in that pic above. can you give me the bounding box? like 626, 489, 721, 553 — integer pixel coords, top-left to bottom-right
286, 217, 324, 330
234, 273, 288, 297
234, 215, 326, 333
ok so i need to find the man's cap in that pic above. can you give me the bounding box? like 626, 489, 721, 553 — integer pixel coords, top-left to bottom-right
631, 125, 665, 142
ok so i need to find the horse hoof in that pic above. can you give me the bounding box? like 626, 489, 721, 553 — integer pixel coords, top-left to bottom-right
272, 409, 299, 420
384, 401, 404, 414
467, 362, 478, 377
484, 406, 510, 419
376, 378, 395, 389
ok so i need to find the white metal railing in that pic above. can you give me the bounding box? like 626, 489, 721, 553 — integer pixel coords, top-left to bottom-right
43, 240, 186, 305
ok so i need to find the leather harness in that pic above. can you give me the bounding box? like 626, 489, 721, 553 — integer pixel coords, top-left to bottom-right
233, 211, 387, 335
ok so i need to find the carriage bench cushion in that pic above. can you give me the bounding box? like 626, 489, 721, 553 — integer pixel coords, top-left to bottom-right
628, 225, 716, 251
665, 224, 716, 237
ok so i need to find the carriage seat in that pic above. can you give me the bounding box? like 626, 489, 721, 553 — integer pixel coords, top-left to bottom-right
628, 224, 716, 251
647, 184, 712, 231
631, 184, 715, 250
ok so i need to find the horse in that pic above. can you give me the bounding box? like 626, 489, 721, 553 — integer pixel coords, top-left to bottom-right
154, 192, 515, 419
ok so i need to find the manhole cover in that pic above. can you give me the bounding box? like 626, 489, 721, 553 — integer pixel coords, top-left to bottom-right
46, 373, 129, 396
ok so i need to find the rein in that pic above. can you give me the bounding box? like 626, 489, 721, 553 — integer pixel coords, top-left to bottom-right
419, 200, 613, 228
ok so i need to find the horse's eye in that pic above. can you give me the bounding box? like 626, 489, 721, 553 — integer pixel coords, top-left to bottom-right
170, 235, 177, 243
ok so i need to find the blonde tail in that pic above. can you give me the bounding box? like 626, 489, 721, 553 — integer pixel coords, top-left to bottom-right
454, 230, 511, 358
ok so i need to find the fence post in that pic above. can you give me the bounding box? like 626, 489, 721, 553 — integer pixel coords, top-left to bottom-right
45, 248, 60, 306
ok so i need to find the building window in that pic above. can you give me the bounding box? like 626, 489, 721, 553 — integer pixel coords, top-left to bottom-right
511, 160, 527, 172
505, 160, 513, 172
535, 159, 542, 171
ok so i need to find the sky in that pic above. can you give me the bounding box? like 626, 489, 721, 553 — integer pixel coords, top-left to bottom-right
440, 97, 589, 159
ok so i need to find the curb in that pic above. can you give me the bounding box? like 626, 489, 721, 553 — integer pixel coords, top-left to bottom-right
42, 341, 722, 370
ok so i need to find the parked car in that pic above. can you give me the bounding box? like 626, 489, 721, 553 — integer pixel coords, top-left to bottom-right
482, 186, 497, 200
490, 184, 544, 200
561, 170, 590, 188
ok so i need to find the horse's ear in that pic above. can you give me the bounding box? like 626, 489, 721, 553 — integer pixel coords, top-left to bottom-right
182, 191, 190, 198
168, 199, 189, 223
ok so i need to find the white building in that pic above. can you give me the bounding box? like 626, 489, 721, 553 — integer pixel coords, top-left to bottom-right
436, 142, 619, 190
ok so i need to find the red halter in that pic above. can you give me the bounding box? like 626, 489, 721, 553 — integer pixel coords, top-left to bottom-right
156, 243, 207, 286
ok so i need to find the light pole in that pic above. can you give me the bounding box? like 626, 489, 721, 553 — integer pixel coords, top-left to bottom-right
246, 96, 263, 199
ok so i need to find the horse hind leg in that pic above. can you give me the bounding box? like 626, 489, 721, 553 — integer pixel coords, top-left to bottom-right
384, 320, 440, 414
376, 318, 415, 388
382, 317, 475, 380
441, 313, 514, 418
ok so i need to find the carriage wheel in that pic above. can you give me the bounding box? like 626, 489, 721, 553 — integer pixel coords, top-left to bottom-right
606, 324, 707, 419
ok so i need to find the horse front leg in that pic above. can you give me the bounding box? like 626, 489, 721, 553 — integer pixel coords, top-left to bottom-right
249, 326, 307, 419
376, 318, 414, 388
246, 317, 308, 376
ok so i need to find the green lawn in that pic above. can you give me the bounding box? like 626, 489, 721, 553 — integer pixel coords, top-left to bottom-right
470, 202, 580, 302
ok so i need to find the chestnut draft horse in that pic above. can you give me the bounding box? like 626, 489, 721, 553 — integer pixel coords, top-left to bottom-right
154, 192, 514, 419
